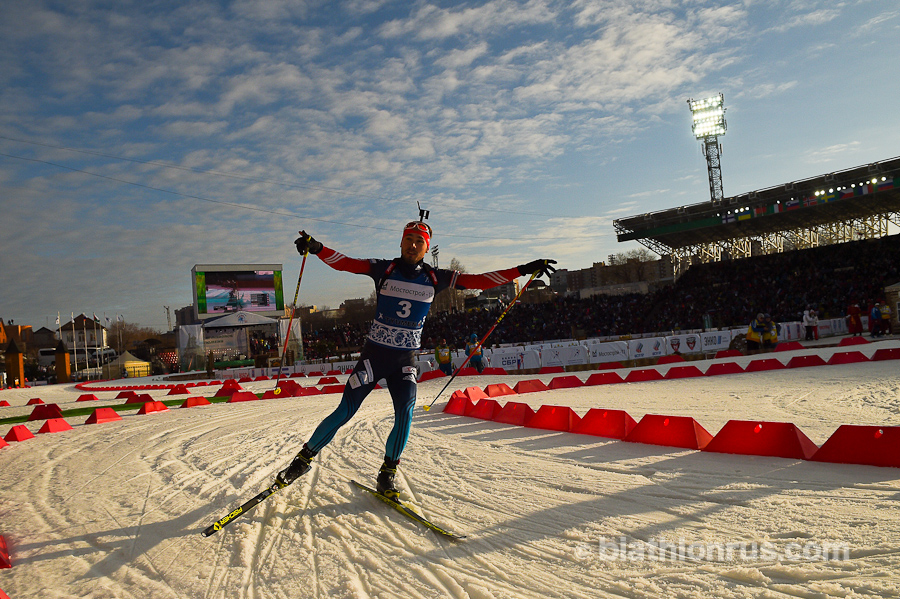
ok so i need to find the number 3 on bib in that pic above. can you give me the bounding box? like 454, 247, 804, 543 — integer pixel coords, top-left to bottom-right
396, 301, 412, 318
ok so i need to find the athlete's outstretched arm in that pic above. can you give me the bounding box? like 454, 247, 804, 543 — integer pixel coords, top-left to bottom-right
295, 231, 371, 275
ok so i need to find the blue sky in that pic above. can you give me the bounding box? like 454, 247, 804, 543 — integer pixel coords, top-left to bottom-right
1, 0, 899, 331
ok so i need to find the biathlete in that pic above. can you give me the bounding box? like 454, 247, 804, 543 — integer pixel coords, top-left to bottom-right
276, 220, 556, 498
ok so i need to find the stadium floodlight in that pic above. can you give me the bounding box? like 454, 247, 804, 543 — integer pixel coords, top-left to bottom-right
689, 94, 727, 139
687, 93, 727, 203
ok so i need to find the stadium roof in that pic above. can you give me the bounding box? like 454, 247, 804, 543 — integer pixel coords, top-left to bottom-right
614, 156, 900, 251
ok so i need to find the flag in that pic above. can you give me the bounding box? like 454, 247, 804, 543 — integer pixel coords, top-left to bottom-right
722, 213, 736, 224
117, 314, 123, 322
93, 313, 100, 323
785, 199, 800, 210
105, 314, 111, 325
55, 312, 60, 325
737, 212, 752, 221
770, 204, 782, 214
754, 206, 767, 216
877, 178, 894, 192
803, 197, 817, 208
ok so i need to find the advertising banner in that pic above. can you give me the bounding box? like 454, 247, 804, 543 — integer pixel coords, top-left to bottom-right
698, 331, 733, 353
627, 337, 666, 360
586, 341, 629, 364
665, 333, 702, 355
541, 345, 589, 367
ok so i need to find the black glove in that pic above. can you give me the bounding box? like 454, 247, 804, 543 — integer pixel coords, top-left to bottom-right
295, 231, 323, 255
517, 259, 557, 278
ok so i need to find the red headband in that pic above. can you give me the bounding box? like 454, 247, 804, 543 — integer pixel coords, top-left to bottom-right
403, 221, 432, 248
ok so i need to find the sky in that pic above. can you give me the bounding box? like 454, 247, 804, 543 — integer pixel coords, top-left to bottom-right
1, 0, 899, 331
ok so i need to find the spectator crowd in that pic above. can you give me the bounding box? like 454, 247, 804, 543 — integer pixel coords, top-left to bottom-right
301, 234, 900, 359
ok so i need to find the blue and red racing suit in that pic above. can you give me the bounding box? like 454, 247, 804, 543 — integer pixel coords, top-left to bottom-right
305, 246, 521, 462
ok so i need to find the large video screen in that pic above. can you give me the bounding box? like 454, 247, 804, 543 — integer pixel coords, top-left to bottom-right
192, 264, 285, 319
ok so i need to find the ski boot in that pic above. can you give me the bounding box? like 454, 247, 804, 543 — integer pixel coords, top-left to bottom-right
276, 445, 316, 487
376, 458, 401, 500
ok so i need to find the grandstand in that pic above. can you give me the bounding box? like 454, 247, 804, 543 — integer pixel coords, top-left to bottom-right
614, 156, 900, 277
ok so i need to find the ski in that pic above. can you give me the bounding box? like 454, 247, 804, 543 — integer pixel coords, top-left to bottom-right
202, 480, 287, 537
351, 480, 466, 540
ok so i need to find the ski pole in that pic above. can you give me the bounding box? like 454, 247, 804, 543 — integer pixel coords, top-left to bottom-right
273, 248, 309, 395
422, 271, 539, 411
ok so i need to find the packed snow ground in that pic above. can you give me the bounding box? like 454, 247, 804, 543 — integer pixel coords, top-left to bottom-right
2, 338, 900, 599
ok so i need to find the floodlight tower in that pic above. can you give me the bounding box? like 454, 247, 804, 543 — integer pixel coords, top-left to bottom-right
688, 93, 727, 203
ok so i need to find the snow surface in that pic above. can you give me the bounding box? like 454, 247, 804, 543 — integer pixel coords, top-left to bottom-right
2, 338, 900, 598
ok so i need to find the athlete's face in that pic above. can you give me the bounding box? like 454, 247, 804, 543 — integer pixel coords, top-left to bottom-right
400, 233, 429, 264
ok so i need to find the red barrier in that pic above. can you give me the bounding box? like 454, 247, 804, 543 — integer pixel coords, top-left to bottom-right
663, 365, 705, 380
571, 409, 637, 439
813, 425, 900, 468
827, 351, 869, 365
327, 370, 342, 375
0, 401, 9, 408
0, 437, 7, 448
318, 376, 340, 385
838, 336, 869, 346
27, 403, 63, 421
715, 350, 743, 359
307, 371, 324, 377
227, 391, 260, 403
290, 372, 307, 378
0, 534, 10, 568
463, 386, 489, 401
773, 341, 804, 352
624, 369, 663, 383
238, 377, 253, 383
492, 401, 535, 426
85, 407, 122, 425
116, 390, 137, 399
703, 421, 819, 460
538, 366, 565, 374
38, 418, 73, 434
321, 385, 345, 394
624, 415, 713, 450
526, 405, 581, 432
873, 348, 900, 362
584, 372, 624, 386
4, 425, 35, 443
484, 383, 516, 398
254, 376, 269, 381
656, 355, 685, 365
514, 379, 549, 394
26, 398, 44, 405
138, 401, 169, 414
468, 398, 502, 420
705, 362, 745, 376
548, 375, 584, 390
167, 385, 190, 395
443, 395, 475, 416
77, 394, 99, 402
418, 370, 446, 382
482, 367, 508, 375
786, 355, 828, 369
124, 393, 154, 404
180, 396, 212, 408
745, 358, 786, 373
298, 386, 323, 396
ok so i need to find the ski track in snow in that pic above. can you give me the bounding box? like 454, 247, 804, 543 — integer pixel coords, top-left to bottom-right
1, 341, 900, 598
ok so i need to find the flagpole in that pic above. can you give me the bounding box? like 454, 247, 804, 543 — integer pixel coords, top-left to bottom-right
71, 313, 78, 374
82, 316, 89, 380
